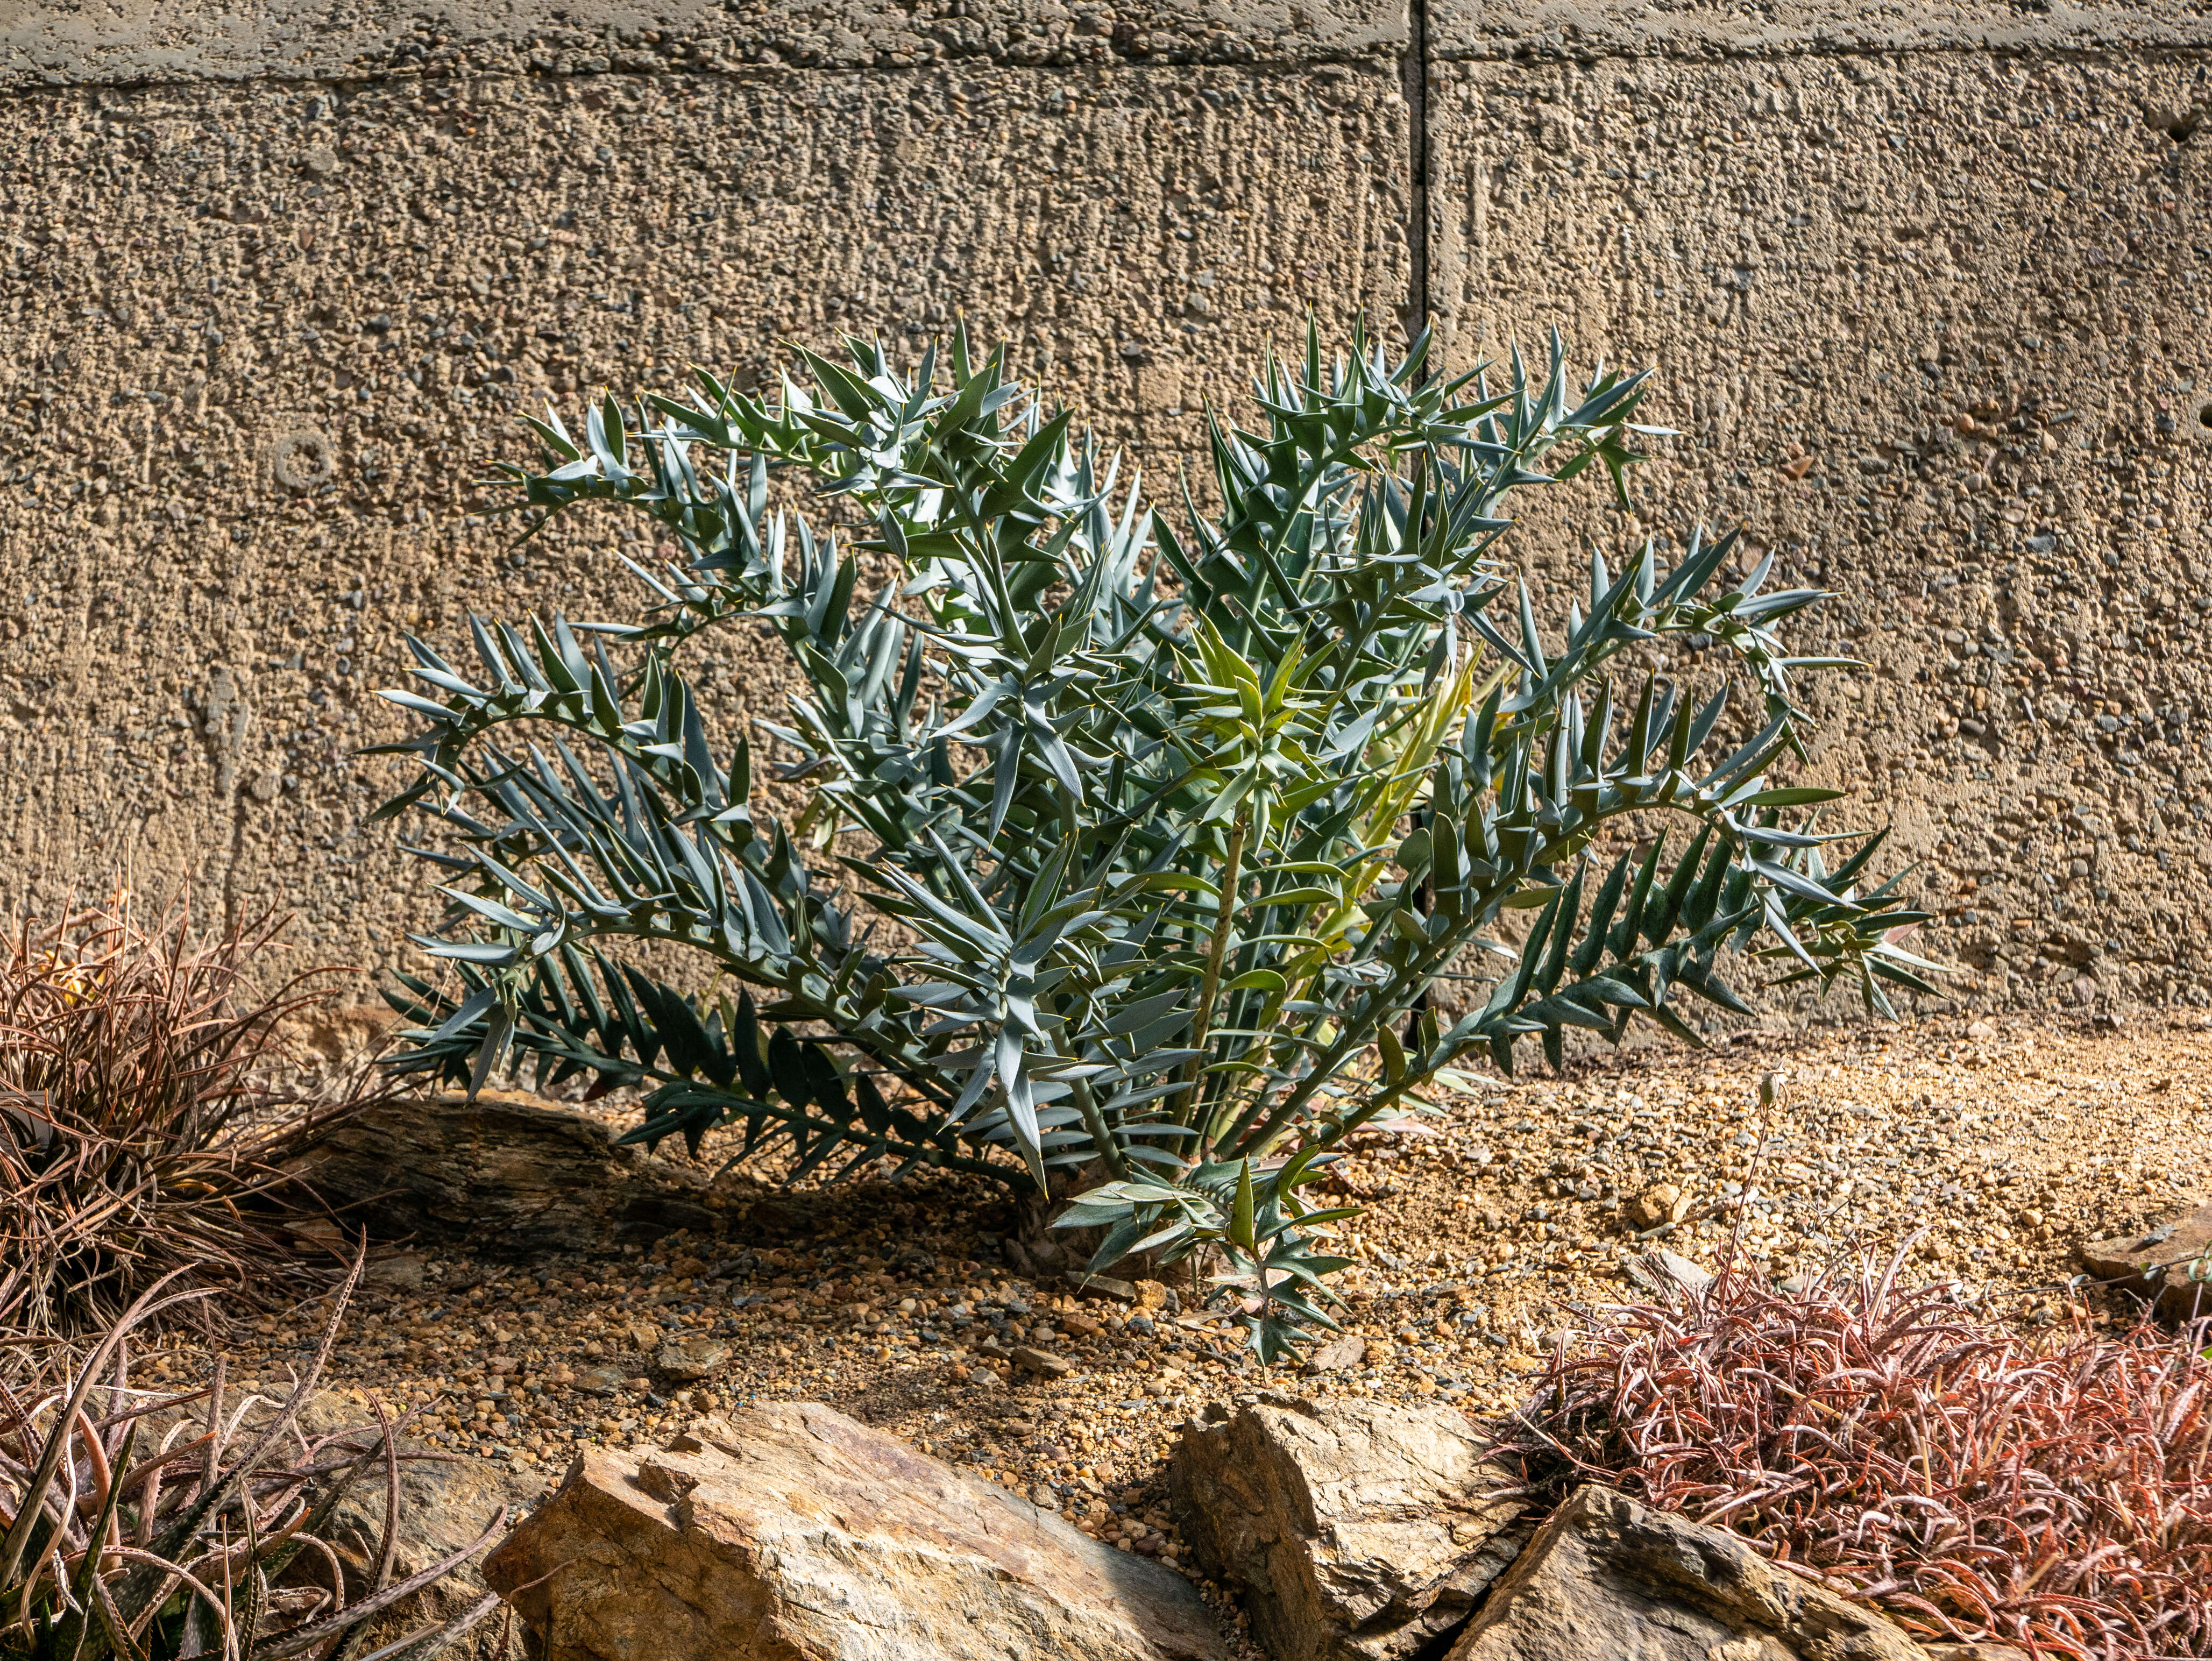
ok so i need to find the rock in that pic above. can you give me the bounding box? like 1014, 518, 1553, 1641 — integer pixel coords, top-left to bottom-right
303, 1091, 725, 1254
1625, 1183, 1689, 1230
484, 1401, 1226, 1661
1171, 1395, 1529, 1661
636, 1461, 699, 1503
1303, 1334, 1369, 1376
2079, 1197, 2212, 1321
572, 1366, 628, 1397
1447, 1485, 1929, 1660
364, 1252, 427, 1291
300, 1396, 538, 1660
1012, 1345, 1073, 1379
656, 1336, 730, 1381
1625, 1250, 1714, 1300
1067, 1270, 1141, 1302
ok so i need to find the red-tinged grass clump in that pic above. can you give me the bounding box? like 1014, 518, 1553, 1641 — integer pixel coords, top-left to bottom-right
1505, 1247, 2212, 1660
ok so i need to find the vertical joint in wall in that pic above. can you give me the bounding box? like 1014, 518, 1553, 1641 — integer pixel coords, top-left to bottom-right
1401, 0, 1431, 348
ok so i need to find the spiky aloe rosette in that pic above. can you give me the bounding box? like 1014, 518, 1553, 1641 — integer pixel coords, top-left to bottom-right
373, 324, 1932, 1357
0, 1261, 505, 1661
1508, 1249, 2212, 1659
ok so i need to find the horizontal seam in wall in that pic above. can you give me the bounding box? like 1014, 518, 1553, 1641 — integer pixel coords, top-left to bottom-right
13, 34, 2212, 101
1432, 39, 2212, 70
0, 47, 1410, 98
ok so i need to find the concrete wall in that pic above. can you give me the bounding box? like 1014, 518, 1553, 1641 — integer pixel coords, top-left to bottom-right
2, 1, 2208, 1014
1426, 6, 2212, 1015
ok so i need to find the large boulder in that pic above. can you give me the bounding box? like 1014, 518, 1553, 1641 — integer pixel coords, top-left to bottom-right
1448, 1485, 1932, 1661
484, 1401, 1228, 1661
1169, 1395, 1530, 1661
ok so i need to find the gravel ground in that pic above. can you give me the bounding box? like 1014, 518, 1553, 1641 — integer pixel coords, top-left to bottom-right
145, 1011, 2212, 1584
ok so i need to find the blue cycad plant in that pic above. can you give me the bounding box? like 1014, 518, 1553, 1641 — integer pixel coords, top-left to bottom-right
371, 324, 1934, 1359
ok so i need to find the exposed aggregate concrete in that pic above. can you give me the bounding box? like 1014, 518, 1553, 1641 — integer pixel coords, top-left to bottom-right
5, 4, 2212, 1016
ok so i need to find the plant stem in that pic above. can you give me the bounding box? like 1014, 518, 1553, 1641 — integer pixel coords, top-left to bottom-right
1237, 931, 1461, 1154
1070, 1075, 1130, 1182
1180, 815, 1247, 1145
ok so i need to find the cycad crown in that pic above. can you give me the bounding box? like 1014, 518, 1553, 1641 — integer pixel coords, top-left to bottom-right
372, 324, 1930, 1359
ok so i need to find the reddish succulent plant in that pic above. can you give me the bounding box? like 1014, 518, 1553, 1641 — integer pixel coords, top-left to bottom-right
0, 1260, 507, 1660
1506, 1246, 2212, 1660
0, 897, 377, 1336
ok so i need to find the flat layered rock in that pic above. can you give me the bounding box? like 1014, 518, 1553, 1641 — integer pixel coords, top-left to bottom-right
2079, 1198, 2212, 1321
1170, 1395, 1530, 1661
302, 1091, 724, 1253
485, 1400, 1227, 1661
1448, 1485, 1932, 1661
